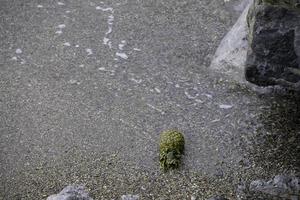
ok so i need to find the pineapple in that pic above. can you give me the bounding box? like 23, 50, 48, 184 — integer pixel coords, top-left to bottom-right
159, 130, 185, 171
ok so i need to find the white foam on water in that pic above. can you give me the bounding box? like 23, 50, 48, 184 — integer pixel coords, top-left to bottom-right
105, 26, 112, 35
98, 67, 115, 73
195, 99, 204, 103
55, 30, 63, 34
118, 43, 125, 50
154, 87, 161, 93
96, 6, 113, 12
130, 78, 142, 84
58, 24, 66, 29
69, 79, 78, 84
219, 104, 233, 109
86, 48, 93, 55
95, 4, 115, 50
133, 48, 141, 51
103, 37, 110, 44
103, 37, 112, 48
57, 2, 65, 5
146, 103, 165, 115
211, 119, 221, 123
108, 15, 114, 24
203, 93, 213, 98
116, 52, 128, 59
184, 88, 198, 99
16, 49, 22, 54
102, 14, 114, 49
63, 42, 71, 46
37, 5, 43, 8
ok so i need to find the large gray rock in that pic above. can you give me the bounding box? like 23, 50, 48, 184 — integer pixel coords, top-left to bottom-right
47, 185, 93, 200
250, 175, 300, 199
210, 0, 253, 83
245, 0, 300, 89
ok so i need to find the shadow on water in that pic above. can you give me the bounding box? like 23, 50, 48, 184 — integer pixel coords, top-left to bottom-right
250, 91, 300, 172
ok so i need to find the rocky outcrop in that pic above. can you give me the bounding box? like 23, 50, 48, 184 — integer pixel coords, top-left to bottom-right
250, 175, 300, 199
245, 0, 300, 89
210, 0, 253, 83
47, 185, 93, 200
235, 175, 300, 199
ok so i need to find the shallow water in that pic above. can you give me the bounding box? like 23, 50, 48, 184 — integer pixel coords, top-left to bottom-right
1, 0, 299, 199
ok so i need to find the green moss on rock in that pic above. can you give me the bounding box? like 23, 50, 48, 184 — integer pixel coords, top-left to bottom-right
159, 130, 185, 171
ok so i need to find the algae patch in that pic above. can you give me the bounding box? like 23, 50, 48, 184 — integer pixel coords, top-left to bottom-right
159, 130, 185, 171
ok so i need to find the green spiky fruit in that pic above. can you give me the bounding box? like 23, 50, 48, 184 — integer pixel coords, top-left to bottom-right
159, 130, 185, 171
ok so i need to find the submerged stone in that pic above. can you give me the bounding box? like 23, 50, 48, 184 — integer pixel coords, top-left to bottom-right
245, 0, 300, 89
210, 0, 253, 83
250, 175, 300, 199
47, 185, 93, 200
159, 130, 185, 171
